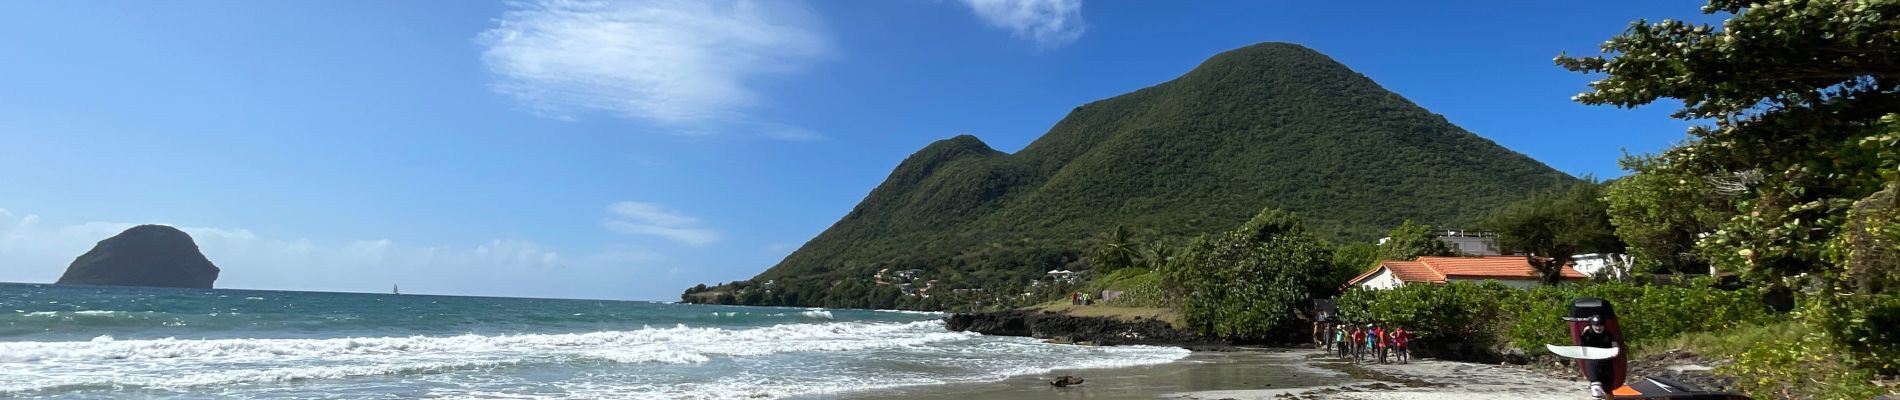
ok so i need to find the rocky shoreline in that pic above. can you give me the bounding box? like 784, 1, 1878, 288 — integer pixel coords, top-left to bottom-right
942, 310, 1230, 348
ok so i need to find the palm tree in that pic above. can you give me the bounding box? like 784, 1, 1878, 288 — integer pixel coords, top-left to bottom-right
1141, 239, 1175, 271
1091, 225, 1142, 273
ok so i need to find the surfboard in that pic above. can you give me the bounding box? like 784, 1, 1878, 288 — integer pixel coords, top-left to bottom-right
1546, 344, 1620, 360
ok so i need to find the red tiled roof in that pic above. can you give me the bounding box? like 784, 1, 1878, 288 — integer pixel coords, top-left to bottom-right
1418, 256, 1586, 280
1344, 256, 1585, 287
1384, 260, 1447, 283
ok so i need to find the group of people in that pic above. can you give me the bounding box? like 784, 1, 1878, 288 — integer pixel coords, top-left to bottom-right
1068, 291, 1093, 306
1319, 322, 1409, 364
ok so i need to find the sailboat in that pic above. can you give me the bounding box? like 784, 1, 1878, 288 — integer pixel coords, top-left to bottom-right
392, 284, 400, 295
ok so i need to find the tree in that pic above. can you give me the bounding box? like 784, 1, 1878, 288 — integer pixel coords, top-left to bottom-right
1087, 225, 1143, 274
1327, 242, 1381, 294
1555, 0, 1900, 282
1378, 220, 1458, 261
1162, 208, 1334, 338
1604, 154, 1733, 275
1140, 239, 1177, 271
1484, 182, 1625, 284
1544, 0, 1900, 381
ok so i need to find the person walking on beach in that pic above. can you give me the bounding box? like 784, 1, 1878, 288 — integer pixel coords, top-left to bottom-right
1334, 326, 1348, 358
1392, 325, 1411, 364
1579, 316, 1618, 399
1363, 324, 1378, 364
1373, 324, 1388, 364
1345, 324, 1360, 362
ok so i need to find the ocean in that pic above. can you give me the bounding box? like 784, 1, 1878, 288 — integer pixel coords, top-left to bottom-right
0, 283, 1188, 399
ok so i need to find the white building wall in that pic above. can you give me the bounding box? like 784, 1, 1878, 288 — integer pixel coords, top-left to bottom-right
1571, 253, 1634, 280
1354, 268, 1406, 290
1440, 236, 1502, 256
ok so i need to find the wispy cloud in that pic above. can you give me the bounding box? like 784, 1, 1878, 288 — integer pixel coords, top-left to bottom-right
603, 201, 721, 246
957, 0, 1086, 49
477, 0, 830, 137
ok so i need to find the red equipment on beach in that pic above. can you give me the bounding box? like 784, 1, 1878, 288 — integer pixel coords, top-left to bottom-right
1566, 298, 1629, 392
1553, 297, 1752, 400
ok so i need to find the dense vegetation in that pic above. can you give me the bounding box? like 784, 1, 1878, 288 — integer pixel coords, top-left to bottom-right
686, 42, 1573, 310
684, 1, 1900, 396
1161, 209, 1333, 339
1483, 181, 1625, 283
1336, 280, 1775, 361
1549, 0, 1900, 396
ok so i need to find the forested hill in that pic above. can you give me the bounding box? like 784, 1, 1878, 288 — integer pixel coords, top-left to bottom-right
685, 42, 1574, 309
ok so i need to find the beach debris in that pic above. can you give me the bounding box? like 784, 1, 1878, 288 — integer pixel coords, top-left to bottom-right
1050, 375, 1085, 387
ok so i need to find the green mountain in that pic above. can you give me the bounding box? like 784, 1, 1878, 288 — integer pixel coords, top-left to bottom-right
687, 42, 1574, 308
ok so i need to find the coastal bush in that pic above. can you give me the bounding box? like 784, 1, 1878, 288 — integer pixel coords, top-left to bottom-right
1336, 281, 1520, 350
1341, 280, 1776, 356
1504, 282, 1776, 353
1806, 292, 1900, 375
1164, 208, 1333, 339
1725, 327, 1889, 400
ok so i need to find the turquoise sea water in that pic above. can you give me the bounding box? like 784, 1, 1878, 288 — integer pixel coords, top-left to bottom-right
0, 283, 1186, 399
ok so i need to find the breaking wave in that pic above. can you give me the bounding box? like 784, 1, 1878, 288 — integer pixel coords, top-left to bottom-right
0, 320, 966, 363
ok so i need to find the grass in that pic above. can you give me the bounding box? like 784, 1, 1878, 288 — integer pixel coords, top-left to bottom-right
1024, 301, 1179, 324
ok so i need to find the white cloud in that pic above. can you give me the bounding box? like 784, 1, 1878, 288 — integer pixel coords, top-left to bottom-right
603, 201, 721, 246
958, 0, 1086, 48
478, 0, 830, 134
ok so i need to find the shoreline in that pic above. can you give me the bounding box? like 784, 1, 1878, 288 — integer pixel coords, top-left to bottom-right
837, 348, 1588, 400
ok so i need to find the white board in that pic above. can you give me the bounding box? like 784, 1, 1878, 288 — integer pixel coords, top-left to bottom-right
1546, 344, 1620, 360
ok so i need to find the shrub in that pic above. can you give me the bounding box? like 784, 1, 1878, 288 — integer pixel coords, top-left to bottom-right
1164, 209, 1333, 339
1338, 281, 1520, 347
1503, 282, 1777, 353
1807, 291, 1900, 374
1341, 281, 1778, 355
1725, 328, 1889, 400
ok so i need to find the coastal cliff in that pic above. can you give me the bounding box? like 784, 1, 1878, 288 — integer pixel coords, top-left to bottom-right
943, 310, 1228, 348
56, 224, 220, 288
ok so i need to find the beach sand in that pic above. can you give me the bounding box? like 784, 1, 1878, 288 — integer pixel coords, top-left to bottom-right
841, 348, 1586, 400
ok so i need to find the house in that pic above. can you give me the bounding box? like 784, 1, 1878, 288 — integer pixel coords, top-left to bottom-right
1345, 256, 1587, 290
1046, 269, 1083, 284
1435, 230, 1503, 256
1570, 253, 1635, 280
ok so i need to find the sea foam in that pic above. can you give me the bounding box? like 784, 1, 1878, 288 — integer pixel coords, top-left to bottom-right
0, 320, 965, 363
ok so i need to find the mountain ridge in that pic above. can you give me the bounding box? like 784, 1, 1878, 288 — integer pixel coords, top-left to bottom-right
694, 42, 1574, 309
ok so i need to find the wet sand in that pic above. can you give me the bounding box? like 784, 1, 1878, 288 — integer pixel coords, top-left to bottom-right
841, 348, 1585, 400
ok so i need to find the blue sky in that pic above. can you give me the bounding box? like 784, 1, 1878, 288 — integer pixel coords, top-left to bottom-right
0, 1, 1716, 300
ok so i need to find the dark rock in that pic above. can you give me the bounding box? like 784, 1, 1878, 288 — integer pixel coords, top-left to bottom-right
944, 310, 1228, 347
1050, 375, 1084, 387
56, 225, 220, 288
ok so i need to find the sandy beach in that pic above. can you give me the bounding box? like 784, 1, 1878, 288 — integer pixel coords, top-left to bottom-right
841, 348, 1586, 400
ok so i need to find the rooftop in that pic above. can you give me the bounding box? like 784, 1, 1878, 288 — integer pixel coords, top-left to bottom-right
1346, 255, 1585, 287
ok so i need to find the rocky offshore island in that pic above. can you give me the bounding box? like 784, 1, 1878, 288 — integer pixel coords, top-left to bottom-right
55, 224, 220, 288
